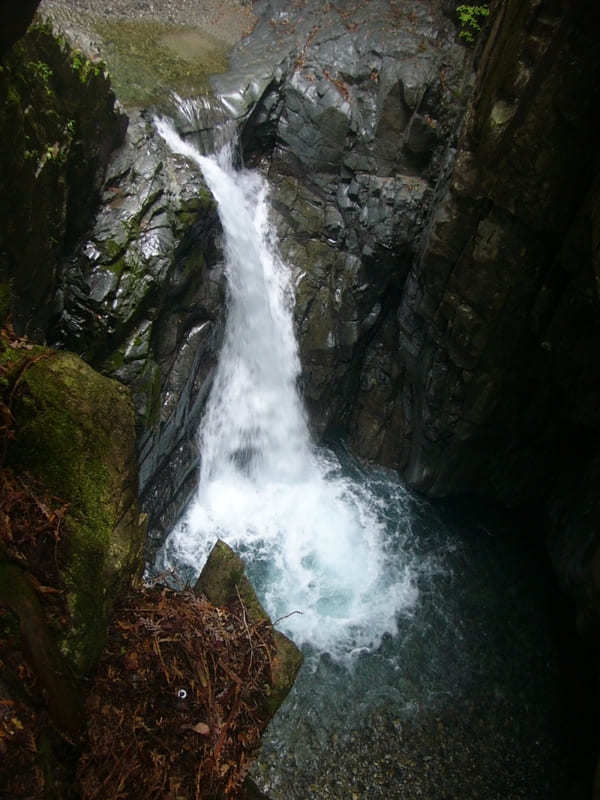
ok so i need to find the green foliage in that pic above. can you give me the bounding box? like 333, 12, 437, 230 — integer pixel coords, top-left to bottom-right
28, 60, 52, 82
456, 4, 490, 43
71, 49, 105, 83
27, 60, 53, 96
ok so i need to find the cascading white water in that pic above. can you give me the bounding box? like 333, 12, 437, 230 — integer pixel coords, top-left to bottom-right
154, 115, 419, 659
154, 109, 565, 800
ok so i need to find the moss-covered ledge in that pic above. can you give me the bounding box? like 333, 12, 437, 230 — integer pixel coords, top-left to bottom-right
2, 345, 146, 674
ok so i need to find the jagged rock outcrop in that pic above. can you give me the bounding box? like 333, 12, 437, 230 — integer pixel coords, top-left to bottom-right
15, 2, 598, 650
195, 539, 303, 722
2, 0, 600, 792
340, 0, 600, 632
236, 0, 471, 436
347, 0, 600, 504
31, 0, 472, 550
52, 110, 226, 535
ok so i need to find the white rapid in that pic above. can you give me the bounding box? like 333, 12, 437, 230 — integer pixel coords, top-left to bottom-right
154, 116, 419, 659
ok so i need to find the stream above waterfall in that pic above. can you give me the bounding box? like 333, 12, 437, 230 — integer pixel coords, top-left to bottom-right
152, 113, 571, 799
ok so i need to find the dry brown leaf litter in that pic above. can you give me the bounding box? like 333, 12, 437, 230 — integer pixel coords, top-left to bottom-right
77, 585, 277, 800
0, 325, 277, 798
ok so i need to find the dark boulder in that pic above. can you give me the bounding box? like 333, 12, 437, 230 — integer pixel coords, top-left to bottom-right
0, 0, 41, 59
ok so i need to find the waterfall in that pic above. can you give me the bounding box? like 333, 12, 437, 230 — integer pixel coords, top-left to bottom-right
154, 115, 419, 659
151, 111, 567, 800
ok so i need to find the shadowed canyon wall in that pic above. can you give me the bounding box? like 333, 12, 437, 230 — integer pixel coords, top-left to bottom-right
344, 0, 600, 628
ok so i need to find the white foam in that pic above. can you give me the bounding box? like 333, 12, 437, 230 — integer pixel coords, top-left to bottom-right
155, 113, 420, 660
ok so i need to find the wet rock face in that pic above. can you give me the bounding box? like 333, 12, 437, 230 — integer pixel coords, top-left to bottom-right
0, 16, 225, 548
339, 0, 600, 640
18, 0, 598, 629
236, 0, 470, 435
231, 0, 600, 656
42, 0, 470, 544
352, 0, 600, 505
51, 111, 227, 545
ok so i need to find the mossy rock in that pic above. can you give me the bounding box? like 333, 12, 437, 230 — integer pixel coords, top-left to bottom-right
4, 346, 146, 674
195, 540, 303, 720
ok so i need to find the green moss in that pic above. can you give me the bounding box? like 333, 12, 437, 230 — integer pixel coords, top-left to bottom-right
100, 346, 126, 374
175, 191, 217, 228
198, 187, 216, 209
266, 630, 304, 720
3, 347, 143, 674
120, 216, 141, 241
93, 20, 231, 107
70, 48, 106, 83
104, 242, 127, 264
456, 4, 489, 44
27, 59, 53, 95
196, 539, 270, 623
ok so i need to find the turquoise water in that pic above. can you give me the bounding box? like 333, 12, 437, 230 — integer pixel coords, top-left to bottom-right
249, 465, 566, 798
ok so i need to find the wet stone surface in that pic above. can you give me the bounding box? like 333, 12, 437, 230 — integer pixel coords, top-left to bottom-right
41, 0, 472, 556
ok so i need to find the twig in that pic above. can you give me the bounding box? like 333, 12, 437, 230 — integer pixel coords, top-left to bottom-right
152, 635, 170, 684
235, 585, 253, 671
272, 609, 303, 626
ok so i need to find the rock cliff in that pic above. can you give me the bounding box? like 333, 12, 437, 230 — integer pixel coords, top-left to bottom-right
0, 13, 300, 797
12, 0, 598, 664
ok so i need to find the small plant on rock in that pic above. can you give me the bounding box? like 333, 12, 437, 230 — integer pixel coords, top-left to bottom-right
456, 4, 490, 43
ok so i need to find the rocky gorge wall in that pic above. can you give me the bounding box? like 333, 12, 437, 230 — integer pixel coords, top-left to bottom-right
0, 18, 126, 336
0, 12, 299, 797
3, 0, 599, 651
212, 0, 600, 657
6, 0, 597, 665
347, 0, 600, 638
